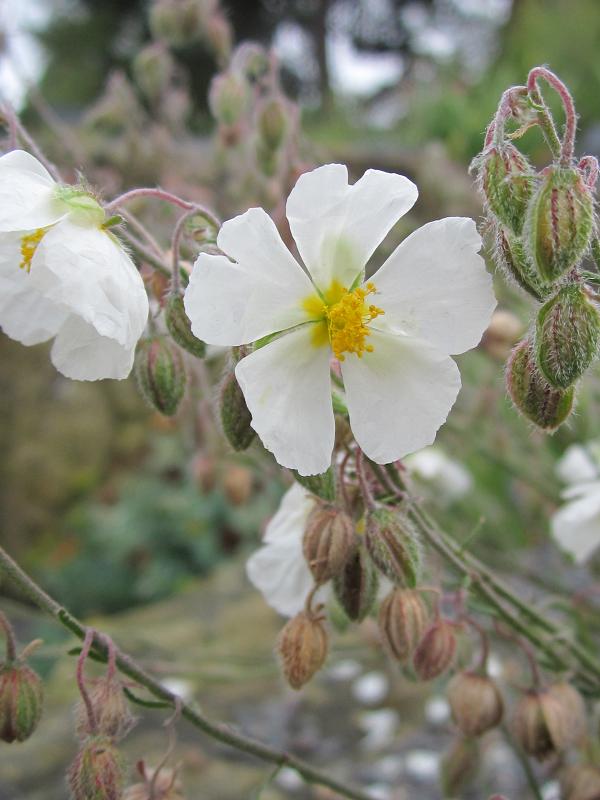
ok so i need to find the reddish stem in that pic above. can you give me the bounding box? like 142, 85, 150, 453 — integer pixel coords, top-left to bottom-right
355, 450, 375, 509
77, 629, 98, 734
527, 67, 577, 165
0, 611, 17, 661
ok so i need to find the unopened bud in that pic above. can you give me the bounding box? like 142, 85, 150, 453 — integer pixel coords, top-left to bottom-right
204, 12, 233, 65
302, 505, 356, 584
0, 661, 43, 743
68, 735, 125, 800
135, 337, 187, 416
440, 736, 479, 797
536, 283, 600, 388
208, 72, 248, 126
165, 295, 206, 359
378, 588, 429, 663
332, 547, 378, 622
149, 0, 205, 47
561, 764, 600, 800
124, 762, 184, 800
74, 676, 136, 741
413, 619, 456, 681
365, 507, 421, 587
220, 371, 255, 451
132, 43, 174, 103
277, 611, 328, 690
506, 337, 574, 430
495, 226, 548, 300
526, 165, 594, 283
447, 671, 504, 736
512, 682, 586, 760
292, 468, 335, 502
256, 139, 279, 177
231, 42, 270, 84
258, 99, 287, 150
480, 143, 533, 235
222, 463, 253, 506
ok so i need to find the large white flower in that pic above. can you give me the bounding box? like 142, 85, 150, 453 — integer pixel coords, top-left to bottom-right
0, 150, 148, 380
185, 163, 496, 475
552, 443, 600, 563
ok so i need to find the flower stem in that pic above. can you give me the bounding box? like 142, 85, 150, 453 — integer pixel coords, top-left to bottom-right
527, 66, 575, 164
77, 629, 98, 734
0, 610, 17, 662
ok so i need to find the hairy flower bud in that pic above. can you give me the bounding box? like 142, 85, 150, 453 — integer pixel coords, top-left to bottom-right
204, 12, 233, 66
378, 588, 429, 663
440, 736, 479, 798
480, 143, 533, 235
526, 166, 594, 283
536, 284, 600, 388
74, 676, 136, 742
365, 507, 422, 587
506, 338, 574, 430
132, 43, 174, 103
68, 735, 125, 800
495, 226, 548, 300
413, 619, 456, 681
561, 764, 600, 800
292, 468, 335, 502
258, 99, 287, 150
446, 671, 504, 736
208, 72, 248, 126
149, 0, 205, 47
332, 547, 379, 622
0, 661, 43, 743
165, 295, 206, 359
220, 371, 255, 451
135, 337, 187, 417
277, 611, 328, 690
302, 505, 356, 584
512, 683, 586, 760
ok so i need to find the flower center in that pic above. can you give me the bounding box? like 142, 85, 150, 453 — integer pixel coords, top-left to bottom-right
19, 229, 46, 273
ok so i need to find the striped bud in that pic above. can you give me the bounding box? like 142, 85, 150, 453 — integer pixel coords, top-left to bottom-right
135, 337, 186, 417
561, 765, 600, 800
512, 683, 586, 761
536, 283, 600, 388
74, 676, 136, 742
68, 735, 125, 800
0, 662, 43, 743
165, 295, 206, 359
208, 72, 247, 126
440, 736, 479, 798
365, 508, 421, 587
149, 0, 204, 47
292, 468, 335, 502
378, 589, 430, 663
526, 166, 594, 283
258, 99, 287, 150
413, 619, 456, 681
506, 338, 574, 431
132, 43, 174, 103
480, 143, 533, 234
220, 371, 255, 451
495, 225, 548, 300
277, 611, 328, 690
447, 671, 504, 736
302, 505, 356, 584
333, 547, 379, 622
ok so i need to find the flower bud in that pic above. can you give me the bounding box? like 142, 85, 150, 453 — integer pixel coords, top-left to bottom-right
561, 764, 600, 800
446, 671, 504, 736
132, 43, 174, 103
506, 337, 574, 431
231, 42, 270, 84
495, 226, 548, 300
536, 283, 600, 388
220, 371, 255, 451
413, 619, 456, 681
68, 735, 125, 800
222, 463, 253, 506
365, 508, 422, 587
149, 0, 205, 47
480, 143, 533, 234
440, 736, 479, 798
332, 547, 378, 622
74, 676, 136, 742
378, 588, 429, 663
208, 72, 248, 127
165, 295, 206, 359
256, 139, 279, 178
302, 505, 356, 584
135, 337, 187, 417
277, 611, 328, 690
526, 165, 594, 284
292, 467, 335, 502
0, 661, 44, 743
204, 12, 233, 66
258, 99, 287, 150
512, 682, 586, 760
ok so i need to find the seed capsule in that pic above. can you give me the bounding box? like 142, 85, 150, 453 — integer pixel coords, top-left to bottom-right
135, 337, 187, 417
480, 143, 534, 235
292, 468, 335, 502
0, 662, 44, 743
220, 371, 255, 451
277, 611, 328, 690
378, 589, 429, 663
332, 547, 378, 622
512, 683, 586, 760
165, 295, 206, 359
413, 619, 456, 681
68, 735, 125, 800
447, 671, 504, 736
302, 505, 356, 584
365, 507, 421, 587
560, 764, 600, 800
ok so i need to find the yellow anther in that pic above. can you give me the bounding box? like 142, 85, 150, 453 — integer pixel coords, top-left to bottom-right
19, 229, 46, 273
326, 283, 384, 360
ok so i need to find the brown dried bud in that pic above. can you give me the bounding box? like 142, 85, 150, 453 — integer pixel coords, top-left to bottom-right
222, 463, 253, 506
332, 547, 379, 622
277, 611, 328, 690
440, 736, 479, 797
378, 589, 429, 663
74, 676, 136, 742
561, 764, 600, 800
0, 661, 44, 743
68, 735, 125, 800
365, 507, 422, 587
447, 671, 504, 736
413, 619, 457, 681
302, 505, 356, 584
512, 683, 586, 760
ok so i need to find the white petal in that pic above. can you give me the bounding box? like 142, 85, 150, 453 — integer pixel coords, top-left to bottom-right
50, 315, 136, 380
551, 484, 600, 563
235, 325, 335, 475
341, 330, 461, 464
555, 444, 599, 485
0, 232, 67, 344
371, 218, 496, 355
263, 483, 316, 544
29, 219, 148, 348
286, 164, 418, 291
0, 150, 67, 232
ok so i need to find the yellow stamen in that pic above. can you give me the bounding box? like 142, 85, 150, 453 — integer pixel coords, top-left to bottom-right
19, 229, 46, 273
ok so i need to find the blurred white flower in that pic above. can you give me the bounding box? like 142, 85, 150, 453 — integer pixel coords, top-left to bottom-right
555, 443, 599, 485
552, 442, 600, 563
185, 163, 495, 475
351, 671, 389, 705
0, 150, 148, 380
405, 445, 472, 503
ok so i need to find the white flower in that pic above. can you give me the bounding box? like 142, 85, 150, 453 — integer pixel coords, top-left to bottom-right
552, 447, 600, 563
0, 150, 148, 380
405, 445, 472, 503
185, 163, 496, 475
555, 443, 600, 485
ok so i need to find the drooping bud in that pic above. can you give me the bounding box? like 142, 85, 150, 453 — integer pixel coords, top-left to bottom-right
332, 547, 378, 622
378, 588, 430, 663
479, 143, 533, 234
68, 735, 125, 800
135, 337, 187, 417
292, 467, 335, 502
413, 619, 457, 681
561, 764, 600, 800
512, 683, 586, 760
132, 43, 174, 104
0, 661, 44, 743
231, 42, 270, 84
74, 676, 136, 742
506, 337, 574, 431
536, 283, 600, 388
165, 295, 206, 359
204, 12, 233, 66
149, 0, 205, 47
257, 99, 287, 150
440, 736, 479, 798
222, 463, 253, 506
526, 165, 594, 284
365, 507, 422, 588
446, 671, 504, 736
208, 72, 248, 127
124, 762, 185, 800
302, 505, 356, 584
495, 225, 548, 300
220, 371, 255, 451
277, 611, 328, 690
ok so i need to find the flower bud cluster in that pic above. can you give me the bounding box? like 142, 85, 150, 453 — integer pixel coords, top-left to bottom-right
0, 615, 44, 744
